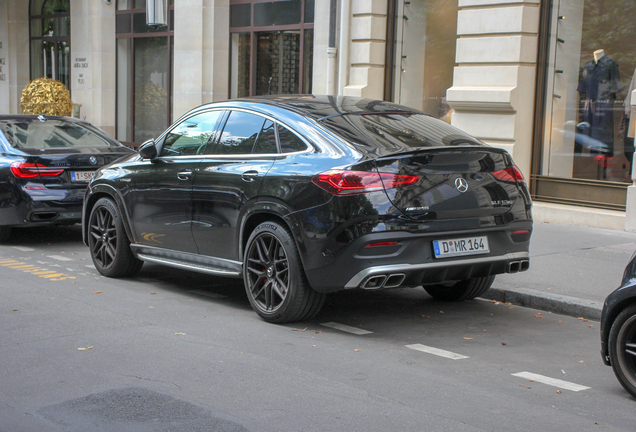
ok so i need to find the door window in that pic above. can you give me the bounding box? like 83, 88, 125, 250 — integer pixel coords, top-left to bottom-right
116, 0, 174, 145
160, 111, 224, 156
253, 120, 278, 154
214, 111, 267, 155
29, 0, 71, 89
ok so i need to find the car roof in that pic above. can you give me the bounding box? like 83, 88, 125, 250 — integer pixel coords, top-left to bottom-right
187, 95, 425, 122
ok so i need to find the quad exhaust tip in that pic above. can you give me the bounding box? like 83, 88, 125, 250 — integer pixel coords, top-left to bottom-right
361, 273, 406, 290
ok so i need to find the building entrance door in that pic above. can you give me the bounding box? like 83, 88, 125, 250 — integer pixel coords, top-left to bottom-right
254, 31, 301, 96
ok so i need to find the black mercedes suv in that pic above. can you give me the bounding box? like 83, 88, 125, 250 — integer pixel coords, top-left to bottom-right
82, 96, 532, 323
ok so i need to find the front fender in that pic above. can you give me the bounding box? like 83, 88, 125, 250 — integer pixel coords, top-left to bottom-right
82, 182, 136, 246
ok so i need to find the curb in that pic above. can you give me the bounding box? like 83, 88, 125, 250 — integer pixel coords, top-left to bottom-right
480, 286, 603, 322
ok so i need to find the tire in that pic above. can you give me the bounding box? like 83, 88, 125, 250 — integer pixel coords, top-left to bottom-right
88, 197, 143, 278
608, 304, 636, 398
243, 221, 325, 323
424, 275, 495, 302
0, 226, 11, 242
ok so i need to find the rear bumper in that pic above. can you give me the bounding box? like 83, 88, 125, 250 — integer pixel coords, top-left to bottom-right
304, 223, 531, 293
343, 251, 529, 289
0, 199, 83, 227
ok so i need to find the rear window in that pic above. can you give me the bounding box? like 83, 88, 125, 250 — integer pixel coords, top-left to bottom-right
0, 120, 119, 150
321, 113, 483, 151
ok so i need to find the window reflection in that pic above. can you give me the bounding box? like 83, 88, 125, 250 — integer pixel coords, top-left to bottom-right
542, 0, 636, 184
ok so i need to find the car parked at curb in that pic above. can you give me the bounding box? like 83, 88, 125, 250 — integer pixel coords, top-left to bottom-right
0, 115, 134, 242
601, 250, 636, 398
82, 95, 533, 323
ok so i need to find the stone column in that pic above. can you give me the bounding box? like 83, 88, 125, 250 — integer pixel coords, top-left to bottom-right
70, 0, 116, 135
446, 0, 540, 178
173, 0, 229, 120
342, 0, 386, 99
312, 0, 331, 95
0, 0, 29, 114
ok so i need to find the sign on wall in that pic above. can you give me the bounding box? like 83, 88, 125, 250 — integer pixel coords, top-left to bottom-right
73, 54, 91, 88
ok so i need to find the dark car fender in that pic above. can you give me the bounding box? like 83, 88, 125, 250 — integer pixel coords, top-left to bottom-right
600, 280, 636, 365
238, 197, 334, 270
82, 182, 136, 247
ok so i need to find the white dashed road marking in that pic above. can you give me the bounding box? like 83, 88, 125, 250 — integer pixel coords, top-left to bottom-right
320, 322, 373, 335
12, 246, 35, 252
512, 372, 590, 392
405, 344, 469, 360
47, 255, 73, 261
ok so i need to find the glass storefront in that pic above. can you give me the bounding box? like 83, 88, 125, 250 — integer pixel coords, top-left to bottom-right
29, 0, 71, 89
535, 0, 636, 210
229, 0, 314, 98
116, 0, 173, 145
385, 0, 457, 121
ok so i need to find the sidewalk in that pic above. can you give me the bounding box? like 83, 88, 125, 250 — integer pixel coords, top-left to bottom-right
481, 222, 636, 321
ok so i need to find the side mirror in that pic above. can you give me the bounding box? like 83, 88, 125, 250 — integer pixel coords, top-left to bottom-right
138, 139, 158, 160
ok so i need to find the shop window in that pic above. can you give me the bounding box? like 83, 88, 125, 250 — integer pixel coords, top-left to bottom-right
534, 0, 636, 210
29, 0, 71, 90
385, 0, 457, 121
116, 0, 174, 146
229, 0, 314, 97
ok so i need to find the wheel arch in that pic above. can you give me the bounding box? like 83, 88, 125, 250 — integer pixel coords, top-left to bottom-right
83, 184, 136, 247
605, 297, 636, 336
239, 201, 306, 266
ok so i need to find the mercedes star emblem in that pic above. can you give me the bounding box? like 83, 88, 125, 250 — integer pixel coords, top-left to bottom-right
455, 177, 468, 193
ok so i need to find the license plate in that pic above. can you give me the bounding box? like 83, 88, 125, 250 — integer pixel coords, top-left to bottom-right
433, 236, 489, 258
70, 171, 95, 182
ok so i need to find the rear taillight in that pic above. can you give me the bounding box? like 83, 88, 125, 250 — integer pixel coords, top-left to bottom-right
10, 162, 64, 179
492, 166, 525, 183
312, 170, 419, 196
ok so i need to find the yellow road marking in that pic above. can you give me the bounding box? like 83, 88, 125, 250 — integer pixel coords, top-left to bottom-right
0, 257, 76, 282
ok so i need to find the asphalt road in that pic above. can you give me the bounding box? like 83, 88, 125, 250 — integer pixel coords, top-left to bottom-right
0, 225, 634, 431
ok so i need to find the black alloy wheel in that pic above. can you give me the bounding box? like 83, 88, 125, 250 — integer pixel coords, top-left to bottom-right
88, 197, 143, 278
243, 222, 325, 323
424, 275, 495, 302
609, 304, 636, 398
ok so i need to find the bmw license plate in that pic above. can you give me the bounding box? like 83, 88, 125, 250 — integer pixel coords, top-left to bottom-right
70, 171, 95, 182
433, 236, 489, 258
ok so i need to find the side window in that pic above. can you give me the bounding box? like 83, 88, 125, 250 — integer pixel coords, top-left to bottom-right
215, 111, 265, 155
253, 120, 278, 154
160, 111, 223, 156
278, 125, 308, 153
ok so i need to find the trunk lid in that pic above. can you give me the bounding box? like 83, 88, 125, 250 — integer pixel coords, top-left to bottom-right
23, 147, 134, 188
375, 148, 523, 221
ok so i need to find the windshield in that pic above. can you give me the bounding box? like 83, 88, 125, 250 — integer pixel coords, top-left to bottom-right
320, 113, 484, 152
0, 119, 119, 150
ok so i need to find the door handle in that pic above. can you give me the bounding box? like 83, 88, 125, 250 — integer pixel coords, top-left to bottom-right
242, 170, 259, 182
177, 169, 193, 181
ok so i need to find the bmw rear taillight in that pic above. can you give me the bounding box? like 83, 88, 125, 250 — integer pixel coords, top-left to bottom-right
312, 170, 419, 196
10, 162, 64, 179
492, 166, 525, 184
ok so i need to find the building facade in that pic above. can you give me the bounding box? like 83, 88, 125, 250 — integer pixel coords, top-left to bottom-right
1, 0, 635, 229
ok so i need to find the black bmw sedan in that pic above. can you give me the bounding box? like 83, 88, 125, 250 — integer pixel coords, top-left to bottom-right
601, 250, 636, 398
0, 115, 134, 241
82, 96, 532, 323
